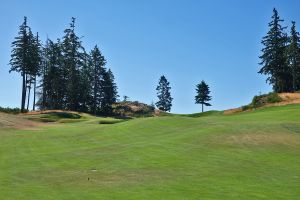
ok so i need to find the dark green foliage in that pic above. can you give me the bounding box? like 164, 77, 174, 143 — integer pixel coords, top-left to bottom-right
155, 75, 173, 112
241, 105, 252, 111
9, 17, 30, 113
61, 18, 86, 111
258, 8, 300, 93
100, 69, 118, 115
0, 107, 21, 114
31, 18, 118, 116
9, 17, 42, 112
38, 39, 65, 110
90, 45, 106, 114
195, 80, 212, 112
252, 92, 282, 108
287, 21, 300, 92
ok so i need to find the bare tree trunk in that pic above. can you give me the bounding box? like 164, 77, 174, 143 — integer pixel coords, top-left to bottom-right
26, 80, 31, 111
202, 104, 204, 113
21, 74, 26, 112
21, 73, 27, 113
33, 75, 37, 111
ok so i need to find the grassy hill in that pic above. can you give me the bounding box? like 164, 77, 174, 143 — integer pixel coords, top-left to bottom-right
0, 105, 300, 199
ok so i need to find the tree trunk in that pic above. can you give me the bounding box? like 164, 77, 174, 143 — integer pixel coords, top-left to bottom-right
26, 81, 31, 111
202, 104, 204, 113
33, 75, 36, 111
21, 73, 27, 113
293, 67, 296, 92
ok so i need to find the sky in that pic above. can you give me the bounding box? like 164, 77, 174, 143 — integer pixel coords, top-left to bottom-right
1, 0, 300, 114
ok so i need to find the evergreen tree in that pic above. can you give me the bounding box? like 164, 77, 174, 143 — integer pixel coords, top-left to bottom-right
78, 52, 93, 112
287, 21, 300, 92
259, 8, 290, 92
9, 17, 30, 112
195, 80, 212, 112
62, 17, 85, 111
90, 45, 106, 114
101, 69, 118, 115
31, 32, 42, 111
26, 30, 42, 111
155, 75, 173, 112
40, 39, 65, 110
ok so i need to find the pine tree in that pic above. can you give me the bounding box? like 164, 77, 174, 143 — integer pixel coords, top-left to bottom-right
26, 30, 42, 111
101, 69, 118, 115
287, 21, 300, 92
62, 17, 85, 111
78, 52, 93, 112
259, 8, 290, 92
31, 32, 42, 111
155, 75, 173, 112
195, 80, 212, 112
90, 45, 106, 114
9, 17, 30, 112
40, 39, 65, 110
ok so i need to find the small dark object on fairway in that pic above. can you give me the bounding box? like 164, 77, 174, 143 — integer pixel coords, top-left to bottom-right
88, 177, 90, 181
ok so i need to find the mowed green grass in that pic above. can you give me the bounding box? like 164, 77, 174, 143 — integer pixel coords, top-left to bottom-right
0, 105, 300, 199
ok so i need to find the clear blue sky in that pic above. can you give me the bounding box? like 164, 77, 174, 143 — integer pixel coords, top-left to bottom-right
1, 0, 300, 113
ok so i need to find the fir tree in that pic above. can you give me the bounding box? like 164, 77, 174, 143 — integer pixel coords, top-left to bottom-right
40, 39, 65, 110
9, 17, 30, 112
287, 21, 300, 92
62, 17, 85, 111
101, 69, 118, 115
259, 8, 290, 92
195, 80, 212, 112
90, 45, 106, 114
31, 32, 42, 111
78, 52, 93, 112
155, 75, 173, 112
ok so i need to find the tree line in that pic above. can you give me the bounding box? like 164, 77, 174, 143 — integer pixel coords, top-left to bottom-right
259, 8, 300, 93
9, 17, 213, 115
9, 17, 118, 115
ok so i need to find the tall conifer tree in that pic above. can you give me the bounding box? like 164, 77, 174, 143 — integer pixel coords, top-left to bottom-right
62, 17, 85, 111
287, 21, 300, 92
195, 80, 212, 112
101, 69, 118, 115
90, 45, 106, 114
259, 8, 290, 92
155, 75, 173, 112
9, 17, 30, 112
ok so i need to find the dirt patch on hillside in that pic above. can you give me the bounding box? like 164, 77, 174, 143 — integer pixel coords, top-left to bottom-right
0, 112, 41, 130
223, 108, 243, 115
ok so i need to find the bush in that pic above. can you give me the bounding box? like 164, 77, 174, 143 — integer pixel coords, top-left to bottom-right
241, 105, 252, 111
0, 107, 21, 114
251, 92, 282, 108
266, 92, 282, 103
112, 101, 155, 117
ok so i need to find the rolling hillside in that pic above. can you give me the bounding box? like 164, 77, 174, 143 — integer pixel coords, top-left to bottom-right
0, 105, 300, 199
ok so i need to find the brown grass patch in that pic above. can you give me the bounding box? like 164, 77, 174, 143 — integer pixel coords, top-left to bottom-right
24, 110, 80, 115
217, 133, 300, 146
0, 112, 42, 130
224, 93, 300, 115
223, 108, 243, 115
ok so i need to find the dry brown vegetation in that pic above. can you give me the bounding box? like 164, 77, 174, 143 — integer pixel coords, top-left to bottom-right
224, 93, 300, 115
0, 112, 41, 130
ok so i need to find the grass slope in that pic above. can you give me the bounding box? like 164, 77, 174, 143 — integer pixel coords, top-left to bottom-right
0, 105, 300, 199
